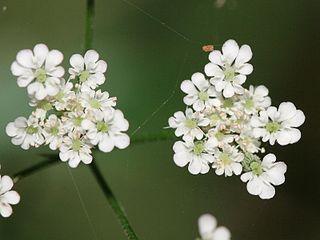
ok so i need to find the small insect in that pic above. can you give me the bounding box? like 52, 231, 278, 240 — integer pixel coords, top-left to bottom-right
202, 45, 214, 52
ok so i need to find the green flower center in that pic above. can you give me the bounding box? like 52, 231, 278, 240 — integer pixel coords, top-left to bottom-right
223, 99, 233, 108
73, 117, 83, 127
72, 139, 82, 151
224, 67, 236, 81
185, 119, 197, 129
220, 152, 231, 165
250, 161, 263, 175
266, 121, 281, 133
79, 70, 90, 82
50, 126, 59, 136
26, 126, 38, 134
38, 100, 53, 111
90, 99, 101, 109
55, 91, 64, 101
198, 91, 209, 101
215, 132, 224, 141
193, 141, 204, 155
244, 99, 254, 109
209, 113, 220, 124
97, 121, 109, 133
35, 68, 47, 82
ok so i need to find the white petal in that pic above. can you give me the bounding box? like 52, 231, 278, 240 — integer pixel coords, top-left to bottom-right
235, 44, 252, 66
267, 162, 287, 186
276, 129, 293, 145
33, 43, 49, 66
174, 152, 191, 167
95, 60, 107, 73
236, 63, 253, 75
192, 72, 209, 90
0, 204, 13, 218
6, 123, 18, 137
0, 176, 13, 194
69, 54, 84, 71
98, 137, 114, 152
212, 226, 231, 240
282, 110, 305, 128
84, 50, 99, 64
188, 158, 202, 175
113, 133, 130, 149
208, 50, 223, 66
204, 63, 224, 77
259, 183, 275, 199
45, 50, 63, 69
246, 177, 262, 195
193, 100, 205, 111
180, 80, 197, 94
16, 49, 34, 68
222, 39, 239, 64
222, 82, 235, 98
198, 214, 217, 238
2, 191, 20, 205
278, 102, 297, 122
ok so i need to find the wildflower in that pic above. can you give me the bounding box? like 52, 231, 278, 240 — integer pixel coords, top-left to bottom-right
181, 72, 221, 111
69, 50, 107, 91
241, 153, 287, 199
0, 168, 20, 218
204, 39, 253, 98
198, 213, 231, 240
251, 102, 305, 145
11, 43, 64, 100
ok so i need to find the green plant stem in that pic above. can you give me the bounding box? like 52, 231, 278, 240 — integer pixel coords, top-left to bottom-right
89, 161, 139, 239
84, 0, 95, 52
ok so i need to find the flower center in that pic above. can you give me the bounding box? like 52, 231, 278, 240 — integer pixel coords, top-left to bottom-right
250, 161, 263, 175
90, 99, 101, 109
26, 126, 38, 134
244, 99, 254, 109
223, 99, 233, 108
193, 141, 204, 155
38, 100, 53, 111
185, 119, 197, 129
224, 67, 236, 81
266, 121, 281, 133
50, 126, 59, 136
73, 117, 83, 127
55, 91, 64, 101
198, 91, 209, 101
220, 152, 231, 165
97, 121, 109, 133
35, 68, 47, 82
215, 132, 225, 141
72, 139, 82, 151
79, 70, 90, 82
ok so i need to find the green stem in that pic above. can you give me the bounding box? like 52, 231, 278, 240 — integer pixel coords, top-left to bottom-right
84, 0, 95, 52
89, 161, 139, 240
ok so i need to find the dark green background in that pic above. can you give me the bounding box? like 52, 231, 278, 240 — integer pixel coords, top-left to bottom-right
0, 0, 319, 239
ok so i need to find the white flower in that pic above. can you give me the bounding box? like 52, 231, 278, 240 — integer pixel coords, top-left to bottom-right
204, 39, 253, 98
168, 108, 210, 142
198, 214, 231, 240
236, 131, 261, 153
181, 72, 221, 111
83, 109, 130, 152
53, 80, 75, 111
43, 114, 66, 150
62, 111, 87, 133
173, 140, 215, 175
69, 50, 107, 91
0, 172, 20, 218
238, 85, 271, 114
212, 145, 243, 177
207, 128, 234, 148
80, 89, 116, 113
59, 134, 93, 168
251, 102, 305, 145
241, 153, 287, 199
11, 43, 64, 100
6, 116, 44, 150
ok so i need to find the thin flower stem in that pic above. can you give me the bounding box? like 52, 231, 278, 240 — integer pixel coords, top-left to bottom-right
84, 0, 95, 52
89, 161, 139, 240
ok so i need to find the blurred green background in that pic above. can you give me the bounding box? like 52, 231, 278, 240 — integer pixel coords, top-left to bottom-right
0, 0, 319, 239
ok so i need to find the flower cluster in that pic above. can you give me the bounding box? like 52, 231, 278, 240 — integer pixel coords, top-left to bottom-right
197, 213, 231, 240
168, 39, 305, 199
6, 44, 130, 168
0, 165, 20, 218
